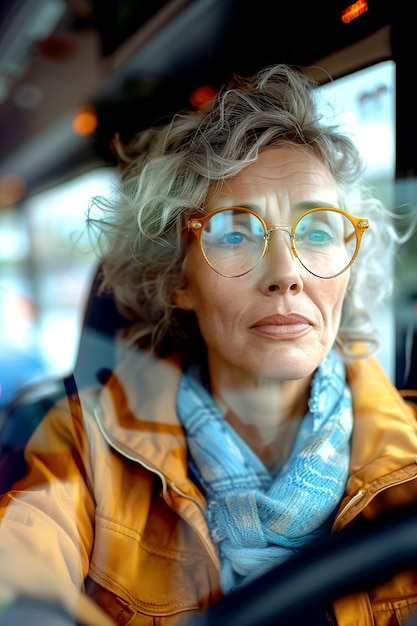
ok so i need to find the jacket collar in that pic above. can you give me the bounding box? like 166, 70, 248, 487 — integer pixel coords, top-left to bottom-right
346, 356, 417, 479
330, 357, 417, 530
93, 347, 203, 502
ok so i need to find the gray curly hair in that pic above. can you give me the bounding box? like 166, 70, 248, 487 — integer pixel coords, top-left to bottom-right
87, 63, 404, 361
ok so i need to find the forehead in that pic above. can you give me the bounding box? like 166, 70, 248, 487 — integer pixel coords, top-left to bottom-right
207, 146, 338, 207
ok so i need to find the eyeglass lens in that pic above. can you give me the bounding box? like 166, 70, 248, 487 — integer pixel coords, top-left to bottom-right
200, 208, 358, 278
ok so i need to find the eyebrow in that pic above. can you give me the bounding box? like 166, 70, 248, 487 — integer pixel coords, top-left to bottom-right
231, 200, 339, 216
295, 200, 339, 211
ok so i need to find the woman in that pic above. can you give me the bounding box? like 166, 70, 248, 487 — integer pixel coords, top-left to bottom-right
1, 64, 417, 626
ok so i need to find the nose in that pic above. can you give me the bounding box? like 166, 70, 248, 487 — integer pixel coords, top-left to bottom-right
259, 229, 303, 295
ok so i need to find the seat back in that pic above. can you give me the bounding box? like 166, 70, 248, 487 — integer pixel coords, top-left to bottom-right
0, 266, 131, 493
73, 266, 132, 388
0, 377, 74, 493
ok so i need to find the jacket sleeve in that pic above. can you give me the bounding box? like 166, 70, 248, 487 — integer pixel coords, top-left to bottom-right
0, 394, 110, 624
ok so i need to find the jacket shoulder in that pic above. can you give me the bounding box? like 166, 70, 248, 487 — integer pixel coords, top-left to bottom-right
346, 357, 417, 420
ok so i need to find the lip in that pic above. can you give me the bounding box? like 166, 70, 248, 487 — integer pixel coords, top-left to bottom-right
250, 313, 313, 339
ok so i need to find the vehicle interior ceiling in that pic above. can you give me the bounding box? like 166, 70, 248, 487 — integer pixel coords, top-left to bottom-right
0, 0, 416, 395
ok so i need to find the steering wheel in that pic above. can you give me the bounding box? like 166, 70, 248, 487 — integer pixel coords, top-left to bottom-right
189, 503, 417, 626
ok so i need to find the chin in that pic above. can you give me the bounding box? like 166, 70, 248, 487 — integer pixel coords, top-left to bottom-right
244, 359, 320, 382
260, 367, 317, 382
248, 347, 329, 381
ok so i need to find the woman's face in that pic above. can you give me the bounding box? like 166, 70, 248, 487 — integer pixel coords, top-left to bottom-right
175, 146, 350, 382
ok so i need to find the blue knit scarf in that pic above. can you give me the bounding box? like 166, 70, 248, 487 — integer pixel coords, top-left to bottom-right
176, 350, 353, 594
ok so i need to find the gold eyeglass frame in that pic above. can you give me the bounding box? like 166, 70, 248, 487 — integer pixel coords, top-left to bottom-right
187, 206, 370, 279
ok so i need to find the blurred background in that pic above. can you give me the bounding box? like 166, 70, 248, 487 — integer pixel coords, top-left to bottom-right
0, 0, 416, 408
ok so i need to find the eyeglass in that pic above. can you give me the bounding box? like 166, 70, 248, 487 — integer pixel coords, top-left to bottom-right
187, 206, 369, 279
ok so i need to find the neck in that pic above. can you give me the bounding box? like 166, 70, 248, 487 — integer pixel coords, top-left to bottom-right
207, 357, 312, 469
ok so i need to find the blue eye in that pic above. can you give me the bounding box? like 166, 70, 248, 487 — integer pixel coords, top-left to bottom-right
224, 231, 245, 245
203, 209, 265, 254
307, 230, 333, 243
296, 217, 336, 246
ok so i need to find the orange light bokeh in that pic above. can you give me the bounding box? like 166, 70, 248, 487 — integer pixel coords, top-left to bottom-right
72, 105, 98, 136
190, 85, 217, 109
0, 174, 27, 206
341, 0, 368, 24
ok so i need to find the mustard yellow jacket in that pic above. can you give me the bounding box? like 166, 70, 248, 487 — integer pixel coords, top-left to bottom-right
1, 349, 417, 626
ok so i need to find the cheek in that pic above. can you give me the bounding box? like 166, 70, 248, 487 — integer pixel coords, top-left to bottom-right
186, 261, 242, 336
191, 276, 234, 321
319, 275, 349, 324
175, 243, 228, 315
173, 244, 204, 311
